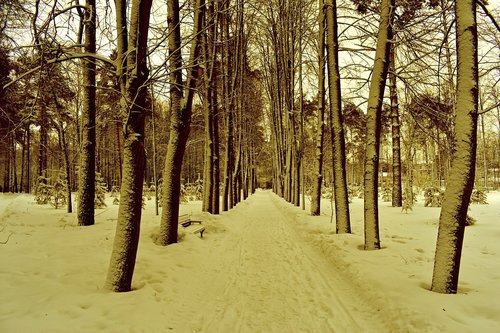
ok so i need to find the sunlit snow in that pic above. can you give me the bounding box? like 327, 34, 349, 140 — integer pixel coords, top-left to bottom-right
1, 190, 499, 332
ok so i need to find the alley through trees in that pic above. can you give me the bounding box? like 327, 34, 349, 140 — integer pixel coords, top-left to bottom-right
177, 190, 392, 332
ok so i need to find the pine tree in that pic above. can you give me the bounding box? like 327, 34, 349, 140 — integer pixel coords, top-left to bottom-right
94, 172, 107, 209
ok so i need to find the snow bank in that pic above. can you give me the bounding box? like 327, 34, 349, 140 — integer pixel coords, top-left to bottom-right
0, 190, 499, 332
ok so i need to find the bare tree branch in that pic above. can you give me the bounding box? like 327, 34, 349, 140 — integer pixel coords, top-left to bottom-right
3, 53, 115, 89
478, 0, 500, 33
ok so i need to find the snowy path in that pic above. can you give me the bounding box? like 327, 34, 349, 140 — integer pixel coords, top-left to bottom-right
2, 191, 499, 332
181, 190, 389, 333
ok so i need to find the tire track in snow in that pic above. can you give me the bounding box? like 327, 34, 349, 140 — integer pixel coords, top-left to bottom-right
187, 190, 390, 333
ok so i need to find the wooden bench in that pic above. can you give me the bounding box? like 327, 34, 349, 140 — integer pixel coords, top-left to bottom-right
179, 214, 205, 238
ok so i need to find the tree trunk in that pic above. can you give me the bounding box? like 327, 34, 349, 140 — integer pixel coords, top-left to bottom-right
202, 0, 217, 213
363, 0, 395, 249
115, 122, 123, 186
11, 134, 18, 192
212, 62, 220, 214
389, 42, 402, 207
151, 95, 159, 216
104, 0, 153, 292
25, 123, 31, 193
480, 112, 487, 188
3, 134, 9, 192
325, 0, 351, 233
431, 0, 478, 294
311, 0, 326, 216
221, 0, 234, 211
158, 0, 205, 245
202, 65, 214, 212
20, 130, 25, 193
38, 104, 48, 180
297, 5, 304, 209
57, 123, 73, 213
78, 0, 96, 226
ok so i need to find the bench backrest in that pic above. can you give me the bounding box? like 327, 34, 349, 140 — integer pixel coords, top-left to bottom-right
179, 214, 190, 223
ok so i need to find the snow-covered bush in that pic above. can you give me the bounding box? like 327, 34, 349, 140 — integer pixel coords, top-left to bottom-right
157, 178, 163, 207
348, 185, 362, 200
183, 179, 203, 202
470, 189, 488, 205
34, 176, 52, 205
381, 187, 391, 202
321, 186, 333, 199
424, 186, 444, 207
149, 184, 156, 199
466, 214, 476, 226
402, 188, 417, 213
180, 183, 189, 204
110, 185, 120, 205
34, 176, 67, 209
50, 178, 67, 209
94, 172, 107, 209
143, 182, 154, 201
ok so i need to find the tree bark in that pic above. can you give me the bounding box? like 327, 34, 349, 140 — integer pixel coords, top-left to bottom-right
325, 0, 351, 233
221, 0, 234, 211
77, 0, 96, 226
202, 0, 217, 213
104, 0, 153, 292
211, 61, 220, 214
57, 122, 73, 213
158, 0, 205, 245
363, 0, 395, 249
38, 103, 48, 180
431, 0, 478, 294
311, 0, 326, 216
389, 42, 402, 207
25, 124, 31, 193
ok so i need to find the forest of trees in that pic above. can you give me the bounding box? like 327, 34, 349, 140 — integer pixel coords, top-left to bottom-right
0, 0, 499, 294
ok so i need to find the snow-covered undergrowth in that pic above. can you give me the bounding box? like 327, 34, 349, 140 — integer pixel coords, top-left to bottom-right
0, 190, 499, 332
277, 191, 500, 332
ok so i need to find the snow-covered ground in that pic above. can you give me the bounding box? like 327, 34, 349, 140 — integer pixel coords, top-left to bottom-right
0, 189, 499, 332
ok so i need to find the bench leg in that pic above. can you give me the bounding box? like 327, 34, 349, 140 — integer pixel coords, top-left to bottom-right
200, 230, 204, 238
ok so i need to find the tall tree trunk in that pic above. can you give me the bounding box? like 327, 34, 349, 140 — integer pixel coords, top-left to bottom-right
325, 0, 351, 233
439, 0, 456, 183
57, 123, 73, 213
210, 0, 220, 214
221, 0, 233, 211
158, 0, 205, 245
25, 123, 31, 193
480, 111, 487, 188
311, 0, 326, 216
389, 42, 402, 207
363, 0, 395, 249
38, 104, 48, 180
104, 0, 153, 292
212, 61, 220, 214
202, 0, 217, 213
151, 94, 159, 216
296, 4, 304, 209
78, 0, 96, 226
431, 0, 478, 294
10, 134, 17, 192
115, 122, 123, 185
3, 135, 9, 192
20, 131, 25, 193
202, 64, 214, 212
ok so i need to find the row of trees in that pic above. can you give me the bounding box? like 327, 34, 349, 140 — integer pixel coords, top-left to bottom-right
250, 0, 498, 294
1, 0, 499, 294
1, 0, 265, 291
